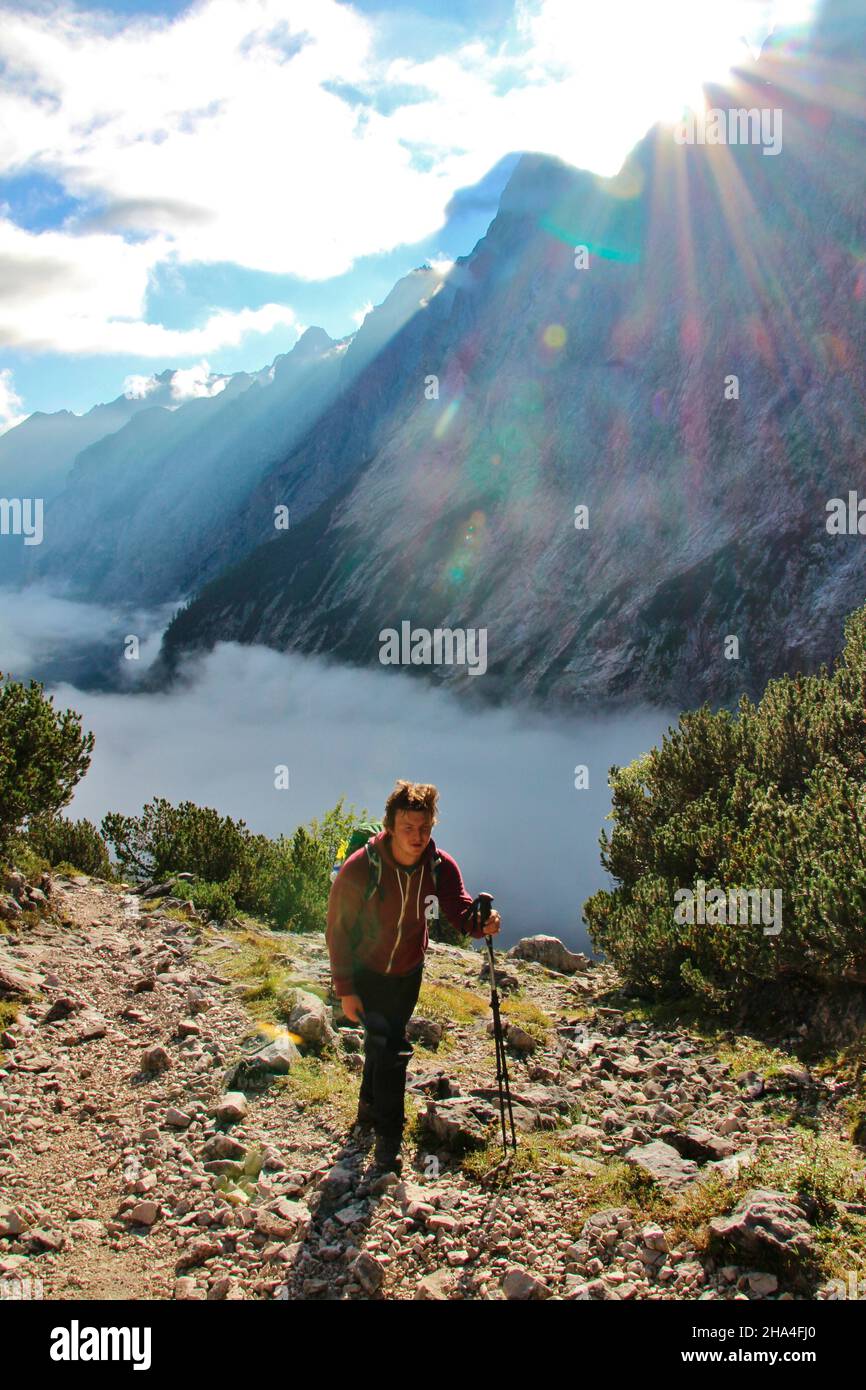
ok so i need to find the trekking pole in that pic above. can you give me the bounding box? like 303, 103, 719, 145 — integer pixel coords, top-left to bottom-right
474, 892, 517, 1154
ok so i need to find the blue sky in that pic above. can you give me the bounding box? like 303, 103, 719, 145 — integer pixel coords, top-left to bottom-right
0, 0, 816, 424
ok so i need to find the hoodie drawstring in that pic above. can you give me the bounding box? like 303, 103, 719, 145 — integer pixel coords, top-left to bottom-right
385, 860, 425, 973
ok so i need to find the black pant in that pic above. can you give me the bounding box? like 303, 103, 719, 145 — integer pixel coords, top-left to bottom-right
354, 963, 423, 1141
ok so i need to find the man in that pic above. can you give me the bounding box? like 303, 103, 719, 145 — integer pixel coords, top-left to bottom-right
326, 779, 500, 1174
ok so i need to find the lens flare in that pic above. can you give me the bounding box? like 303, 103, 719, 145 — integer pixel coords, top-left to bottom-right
543, 323, 567, 350
434, 398, 461, 439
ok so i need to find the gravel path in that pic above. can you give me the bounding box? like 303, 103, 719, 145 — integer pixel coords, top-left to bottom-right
1, 872, 864, 1301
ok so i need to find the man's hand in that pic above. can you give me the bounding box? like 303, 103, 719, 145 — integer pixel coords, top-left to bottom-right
481, 909, 501, 936
340, 993, 365, 1023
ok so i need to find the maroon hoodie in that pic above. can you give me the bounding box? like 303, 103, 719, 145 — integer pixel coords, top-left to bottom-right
326, 829, 483, 997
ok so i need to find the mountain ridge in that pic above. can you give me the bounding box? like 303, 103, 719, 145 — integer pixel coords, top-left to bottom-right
157, 17, 866, 709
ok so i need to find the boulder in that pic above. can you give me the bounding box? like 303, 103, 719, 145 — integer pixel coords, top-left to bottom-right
176, 1238, 223, 1271
203, 1161, 244, 1178
214, 1092, 248, 1123
704, 1148, 757, 1182
26, 1228, 65, 1252
283, 988, 337, 1048
503, 1022, 536, 1054
352, 1252, 384, 1294
641, 1222, 669, 1253
140, 880, 176, 899
252, 1035, 302, 1071
223, 1034, 301, 1089
202, 1134, 247, 1162
709, 1188, 816, 1260
415, 1269, 454, 1300
625, 1140, 700, 1190
502, 1266, 547, 1300
140, 1045, 172, 1074
658, 1124, 738, 1162
407, 1016, 445, 1049
41, 996, 81, 1024
0, 959, 41, 998
0, 1206, 27, 1237
407, 1071, 459, 1099
3, 872, 27, 899
423, 1097, 497, 1149
506, 936, 591, 974
747, 1271, 779, 1296
127, 1201, 159, 1227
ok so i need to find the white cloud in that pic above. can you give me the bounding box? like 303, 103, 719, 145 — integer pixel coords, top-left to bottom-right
351, 300, 374, 327
0, 584, 182, 682
170, 360, 228, 400
0, 216, 299, 354
122, 372, 159, 400
0, 0, 814, 354
0, 368, 27, 435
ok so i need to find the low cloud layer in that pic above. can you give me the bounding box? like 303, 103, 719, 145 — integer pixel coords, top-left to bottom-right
0, 586, 178, 685
0, 589, 677, 953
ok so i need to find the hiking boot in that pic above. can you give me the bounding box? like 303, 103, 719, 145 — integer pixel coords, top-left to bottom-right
372, 1134, 403, 1175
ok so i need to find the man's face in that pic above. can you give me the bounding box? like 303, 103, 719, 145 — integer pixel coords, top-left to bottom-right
390, 809, 433, 864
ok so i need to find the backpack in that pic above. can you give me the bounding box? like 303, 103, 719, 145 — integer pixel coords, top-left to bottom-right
331, 822, 445, 937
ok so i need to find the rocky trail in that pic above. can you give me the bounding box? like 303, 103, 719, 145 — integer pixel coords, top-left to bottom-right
1, 870, 865, 1302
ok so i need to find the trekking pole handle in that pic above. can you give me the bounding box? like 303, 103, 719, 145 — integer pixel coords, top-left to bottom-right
474, 892, 494, 930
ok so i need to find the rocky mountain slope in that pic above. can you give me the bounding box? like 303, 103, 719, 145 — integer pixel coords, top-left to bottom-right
15, 329, 352, 604
157, 8, 866, 710
0, 378, 185, 511
8, 259, 457, 608
1, 869, 864, 1301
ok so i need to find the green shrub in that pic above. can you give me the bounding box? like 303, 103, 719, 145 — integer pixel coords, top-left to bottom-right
3, 837, 49, 882
101, 797, 274, 908
182, 878, 238, 922
0, 673, 94, 852
584, 603, 866, 1009
101, 795, 362, 930
262, 799, 362, 930
25, 815, 112, 878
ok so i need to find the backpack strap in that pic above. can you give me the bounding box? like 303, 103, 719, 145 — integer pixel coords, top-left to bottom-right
363, 842, 441, 906
363, 841, 383, 901
428, 851, 443, 938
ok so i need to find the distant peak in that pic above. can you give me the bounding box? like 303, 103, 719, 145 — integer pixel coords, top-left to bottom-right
292, 326, 334, 360
497, 151, 583, 215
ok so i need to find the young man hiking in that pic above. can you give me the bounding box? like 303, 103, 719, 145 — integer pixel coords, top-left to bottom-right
326, 780, 501, 1175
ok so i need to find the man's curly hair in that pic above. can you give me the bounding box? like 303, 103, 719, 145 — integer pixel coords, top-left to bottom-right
383, 779, 439, 829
